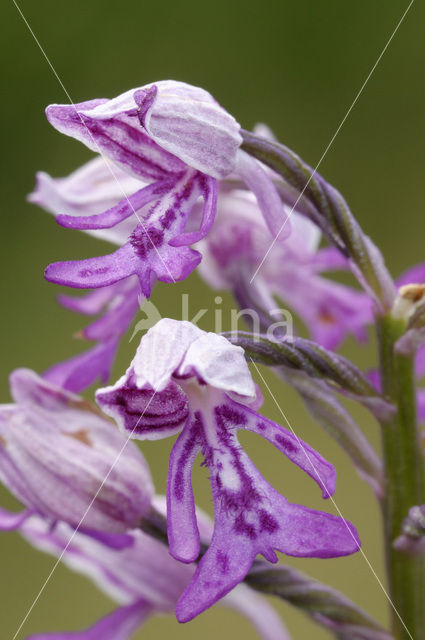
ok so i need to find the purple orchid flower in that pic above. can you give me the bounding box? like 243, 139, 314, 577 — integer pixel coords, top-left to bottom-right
19, 498, 290, 640
0, 369, 153, 538
197, 188, 373, 350
96, 319, 360, 622
38, 81, 290, 298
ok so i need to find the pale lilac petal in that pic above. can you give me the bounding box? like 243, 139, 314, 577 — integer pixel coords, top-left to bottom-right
96, 373, 189, 440
26, 600, 152, 640
237, 401, 336, 498
167, 414, 202, 562
271, 268, 372, 350
223, 584, 292, 640
28, 157, 141, 218
21, 515, 193, 609
310, 246, 349, 272
132, 319, 203, 391
58, 285, 123, 315
236, 149, 291, 240
290, 212, 321, 254
46, 100, 184, 181
170, 175, 217, 246
82, 285, 140, 342
0, 506, 32, 531
43, 340, 118, 392
134, 80, 242, 178
28, 157, 143, 246
56, 178, 174, 230
178, 333, 256, 398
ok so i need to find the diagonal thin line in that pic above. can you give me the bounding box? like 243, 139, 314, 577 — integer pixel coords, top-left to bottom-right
12, 0, 177, 285
250, 0, 415, 284
250, 359, 413, 640
10, 392, 158, 640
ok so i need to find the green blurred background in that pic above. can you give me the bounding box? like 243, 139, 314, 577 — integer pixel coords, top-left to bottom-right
1, 0, 424, 637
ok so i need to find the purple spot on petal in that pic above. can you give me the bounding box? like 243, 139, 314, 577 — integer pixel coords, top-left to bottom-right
259, 510, 279, 533
234, 513, 257, 539
216, 550, 230, 574
79, 267, 109, 278
160, 208, 177, 229
275, 433, 298, 455
130, 225, 163, 258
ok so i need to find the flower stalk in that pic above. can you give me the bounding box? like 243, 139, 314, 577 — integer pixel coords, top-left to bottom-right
377, 314, 425, 639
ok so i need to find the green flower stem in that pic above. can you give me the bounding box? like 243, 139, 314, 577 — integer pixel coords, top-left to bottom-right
377, 314, 425, 639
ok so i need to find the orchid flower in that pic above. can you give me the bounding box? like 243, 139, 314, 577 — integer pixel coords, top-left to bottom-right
197, 188, 373, 350
37, 81, 290, 298
96, 319, 360, 622
19, 499, 290, 640
0, 369, 153, 539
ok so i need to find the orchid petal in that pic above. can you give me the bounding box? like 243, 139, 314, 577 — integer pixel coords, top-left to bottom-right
236, 400, 336, 498
133, 319, 203, 391
28, 157, 142, 221
0, 506, 32, 531
170, 175, 217, 246
167, 414, 202, 562
43, 340, 118, 393
176, 423, 359, 621
96, 374, 189, 440
45, 243, 137, 290
2, 371, 153, 532
134, 80, 242, 178
26, 600, 152, 640
82, 285, 140, 343
179, 333, 256, 398
58, 285, 124, 316
236, 149, 291, 240
46, 100, 184, 181
57, 178, 174, 230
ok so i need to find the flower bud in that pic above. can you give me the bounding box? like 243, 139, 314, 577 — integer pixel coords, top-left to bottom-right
0, 369, 153, 533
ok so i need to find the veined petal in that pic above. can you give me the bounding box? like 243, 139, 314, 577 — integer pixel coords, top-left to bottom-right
237, 400, 336, 498
46, 100, 184, 181
3, 370, 154, 532
96, 374, 189, 440
176, 405, 359, 622
167, 414, 202, 562
170, 175, 217, 246
134, 80, 242, 178
236, 149, 291, 240
25, 600, 152, 640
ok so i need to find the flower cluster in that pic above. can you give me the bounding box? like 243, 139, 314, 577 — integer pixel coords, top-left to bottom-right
4, 78, 417, 639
